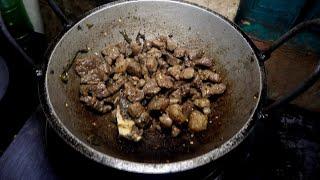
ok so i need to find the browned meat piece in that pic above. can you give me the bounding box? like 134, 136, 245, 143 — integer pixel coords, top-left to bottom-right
116, 42, 128, 54
128, 76, 140, 86
198, 69, 221, 82
193, 98, 210, 108
173, 47, 186, 58
158, 58, 169, 69
141, 64, 149, 78
137, 79, 146, 88
104, 56, 114, 65
158, 35, 168, 42
169, 83, 191, 105
143, 40, 153, 51
124, 83, 144, 102
80, 82, 109, 99
112, 73, 122, 81
167, 56, 181, 66
186, 49, 204, 60
147, 48, 162, 59
181, 100, 194, 118
75, 56, 101, 76
194, 57, 213, 67
170, 89, 182, 103
126, 59, 142, 77
94, 101, 112, 113
180, 67, 195, 79
159, 113, 172, 128
201, 83, 226, 97
184, 59, 195, 67
151, 39, 166, 49
166, 38, 178, 51
166, 104, 186, 124
171, 125, 181, 137
169, 97, 181, 104
75, 34, 228, 142
145, 56, 158, 73
147, 96, 169, 111
168, 65, 182, 80
188, 110, 208, 132
128, 102, 145, 118
142, 79, 161, 96
137, 52, 147, 62
98, 63, 112, 76
80, 96, 112, 113
155, 71, 173, 89
104, 91, 120, 104
163, 52, 181, 66
203, 107, 211, 115
130, 42, 142, 56
114, 55, 128, 73
135, 112, 151, 128
101, 45, 120, 60
192, 73, 202, 89
190, 88, 201, 99
80, 69, 107, 84
80, 94, 96, 106
106, 76, 126, 96
180, 83, 191, 96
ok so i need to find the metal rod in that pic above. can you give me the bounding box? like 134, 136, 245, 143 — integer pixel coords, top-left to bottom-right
261, 18, 320, 61
265, 59, 320, 112
0, 12, 35, 66
47, 0, 71, 28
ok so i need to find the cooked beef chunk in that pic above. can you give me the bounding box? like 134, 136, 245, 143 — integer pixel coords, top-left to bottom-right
148, 96, 170, 111
124, 82, 144, 102
186, 49, 204, 60
128, 102, 145, 118
142, 78, 161, 96
101, 45, 120, 60
114, 55, 128, 73
166, 104, 186, 124
173, 47, 186, 58
198, 69, 221, 82
201, 83, 226, 97
126, 59, 142, 77
75, 34, 226, 142
181, 67, 195, 80
145, 55, 158, 73
193, 98, 210, 108
130, 42, 142, 56
194, 57, 213, 67
159, 113, 173, 128
75, 56, 101, 76
166, 38, 178, 51
168, 65, 182, 80
171, 125, 181, 137
188, 110, 208, 132
155, 71, 174, 89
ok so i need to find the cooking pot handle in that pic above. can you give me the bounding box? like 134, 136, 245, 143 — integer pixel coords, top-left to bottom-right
258, 19, 320, 112
47, 0, 72, 28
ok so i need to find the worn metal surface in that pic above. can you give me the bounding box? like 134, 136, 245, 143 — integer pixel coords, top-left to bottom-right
40, 0, 263, 173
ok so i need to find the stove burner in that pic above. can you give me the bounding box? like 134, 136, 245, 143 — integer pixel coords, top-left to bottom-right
0, 56, 9, 102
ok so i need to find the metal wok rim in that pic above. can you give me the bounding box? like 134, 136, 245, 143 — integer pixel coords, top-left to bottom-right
39, 0, 264, 174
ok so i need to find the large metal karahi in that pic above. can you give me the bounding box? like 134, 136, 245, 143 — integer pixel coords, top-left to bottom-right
1, 0, 319, 174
